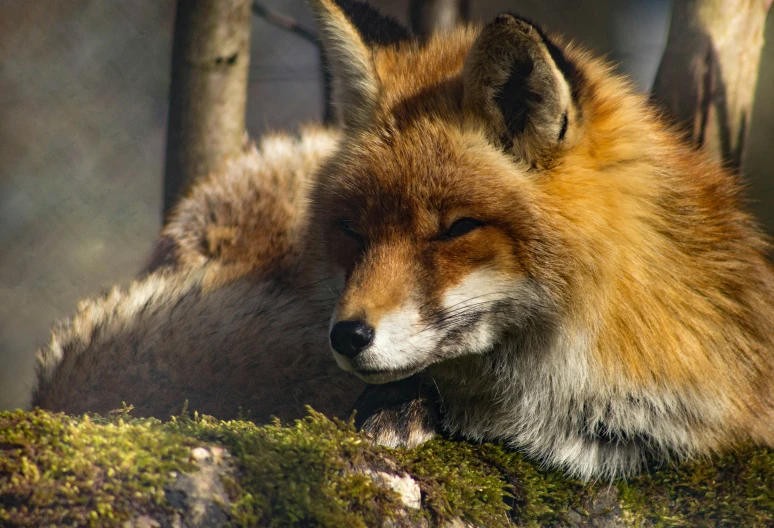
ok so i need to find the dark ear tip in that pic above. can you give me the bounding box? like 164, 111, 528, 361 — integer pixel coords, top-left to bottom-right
333, 0, 411, 46
494, 14, 515, 24
492, 13, 538, 34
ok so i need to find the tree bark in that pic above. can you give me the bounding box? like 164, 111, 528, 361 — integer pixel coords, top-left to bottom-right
163, 0, 252, 216
409, 0, 470, 38
651, 0, 773, 173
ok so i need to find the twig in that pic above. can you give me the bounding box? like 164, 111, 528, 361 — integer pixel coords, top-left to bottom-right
251, 2, 318, 44
251, 1, 334, 125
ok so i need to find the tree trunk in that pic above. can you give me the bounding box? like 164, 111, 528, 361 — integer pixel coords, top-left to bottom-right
163, 0, 252, 216
409, 0, 470, 38
651, 0, 773, 173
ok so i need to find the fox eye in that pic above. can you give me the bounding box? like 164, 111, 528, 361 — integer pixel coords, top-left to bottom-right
441, 218, 486, 240
338, 218, 365, 249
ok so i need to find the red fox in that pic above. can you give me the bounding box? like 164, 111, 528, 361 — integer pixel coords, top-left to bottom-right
302, 0, 774, 478
34, 0, 773, 480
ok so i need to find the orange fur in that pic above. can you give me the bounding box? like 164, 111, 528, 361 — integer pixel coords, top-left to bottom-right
33, 1, 773, 479
304, 3, 773, 477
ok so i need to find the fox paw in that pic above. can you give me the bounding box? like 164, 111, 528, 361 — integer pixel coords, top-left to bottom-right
352, 375, 441, 448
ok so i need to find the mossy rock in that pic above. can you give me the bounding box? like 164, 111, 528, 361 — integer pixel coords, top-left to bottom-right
0, 408, 771, 527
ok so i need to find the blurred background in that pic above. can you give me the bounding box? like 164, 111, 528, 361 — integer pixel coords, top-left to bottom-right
1, 0, 772, 411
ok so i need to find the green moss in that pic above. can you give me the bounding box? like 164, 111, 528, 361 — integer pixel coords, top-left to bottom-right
395, 439, 594, 527
2, 408, 772, 527
472, 444, 592, 527
168, 410, 408, 527
619, 445, 774, 527
0, 408, 198, 527
392, 438, 514, 526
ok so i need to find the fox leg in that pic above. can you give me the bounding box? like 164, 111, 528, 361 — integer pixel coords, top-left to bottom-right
352, 375, 442, 448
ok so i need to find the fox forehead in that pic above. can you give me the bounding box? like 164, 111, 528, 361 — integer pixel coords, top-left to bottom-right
311, 23, 562, 234
370, 26, 480, 111
315, 121, 538, 235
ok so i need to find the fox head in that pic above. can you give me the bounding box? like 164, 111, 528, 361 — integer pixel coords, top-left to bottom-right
305, 0, 586, 384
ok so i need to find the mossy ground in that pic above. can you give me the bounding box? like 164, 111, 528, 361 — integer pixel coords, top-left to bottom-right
171, 411, 410, 527
620, 446, 774, 527
0, 408, 199, 527
1, 408, 772, 527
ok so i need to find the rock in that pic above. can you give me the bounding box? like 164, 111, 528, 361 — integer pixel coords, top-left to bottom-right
365, 470, 422, 510
123, 516, 161, 528
165, 446, 231, 528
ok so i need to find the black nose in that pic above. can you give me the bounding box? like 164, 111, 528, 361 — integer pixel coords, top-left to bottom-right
330, 320, 375, 358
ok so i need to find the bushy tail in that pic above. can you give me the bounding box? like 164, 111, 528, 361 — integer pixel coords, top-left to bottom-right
33, 264, 363, 421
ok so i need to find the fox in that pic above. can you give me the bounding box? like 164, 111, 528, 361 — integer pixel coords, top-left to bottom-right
301, 0, 774, 479
32, 0, 774, 480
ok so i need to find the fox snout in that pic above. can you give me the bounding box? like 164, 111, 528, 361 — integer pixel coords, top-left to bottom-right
329, 320, 375, 358
327, 279, 434, 384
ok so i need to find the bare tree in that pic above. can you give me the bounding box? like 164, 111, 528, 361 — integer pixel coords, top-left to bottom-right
163, 0, 253, 216
651, 0, 773, 173
409, 0, 470, 37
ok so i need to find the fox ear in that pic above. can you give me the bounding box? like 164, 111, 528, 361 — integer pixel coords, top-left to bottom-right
308, 0, 410, 129
463, 14, 581, 167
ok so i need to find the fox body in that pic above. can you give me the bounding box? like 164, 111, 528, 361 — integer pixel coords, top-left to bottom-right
33, 0, 774, 480
303, 0, 774, 479
34, 129, 362, 422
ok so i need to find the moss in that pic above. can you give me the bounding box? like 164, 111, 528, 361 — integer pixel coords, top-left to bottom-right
619, 445, 774, 527
170, 410, 594, 527
395, 439, 594, 527
1, 408, 772, 527
0, 408, 198, 527
471, 443, 592, 527
392, 438, 514, 526
169, 410, 408, 527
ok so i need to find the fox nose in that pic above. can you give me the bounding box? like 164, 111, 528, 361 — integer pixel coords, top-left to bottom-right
330, 320, 375, 358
